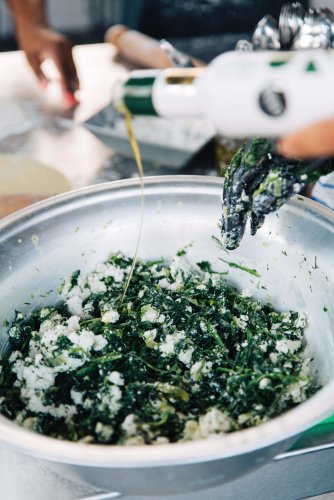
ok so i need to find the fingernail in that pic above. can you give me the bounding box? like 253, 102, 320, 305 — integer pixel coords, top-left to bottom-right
64, 91, 79, 107
39, 79, 48, 90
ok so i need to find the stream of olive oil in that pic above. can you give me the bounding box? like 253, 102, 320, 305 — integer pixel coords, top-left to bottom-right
120, 108, 145, 304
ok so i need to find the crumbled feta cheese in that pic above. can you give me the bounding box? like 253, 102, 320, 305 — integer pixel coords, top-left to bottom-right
150, 264, 168, 278
71, 389, 84, 405
158, 278, 181, 291
97, 385, 122, 417
238, 413, 250, 425
178, 347, 194, 366
288, 380, 309, 403
170, 255, 191, 282
39, 308, 50, 319
21, 416, 39, 431
300, 358, 312, 378
8, 351, 21, 363
83, 398, 93, 410
269, 352, 278, 364
276, 339, 302, 354
240, 191, 249, 202
202, 361, 213, 375
52, 351, 86, 372
282, 380, 308, 403
159, 331, 185, 356
121, 414, 138, 436
199, 408, 232, 436
282, 312, 292, 324
235, 314, 248, 330
141, 305, 160, 323
13, 363, 55, 390
259, 378, 270, 390
95, 422, 114, 441
20, 387, 77, 418
101, 309, 120, 324
96, 262, 124, 283
199, 321, 207, 333
190, 361, 202, 381
67, 295, 84, 317
93, 335, 108, 351
153, 436, 170, 445
259, 342, 268, 352
87, 274, 107, 294
67, 315, 80, 331
182, 420, 200, 441
108, 371, 124, 386
67, 329, 96, 351
295, 313, 307, 329
190, 360, 213, 381
49, 404, 77, 419
143, 328, 157, 348
83, 301, 94, 316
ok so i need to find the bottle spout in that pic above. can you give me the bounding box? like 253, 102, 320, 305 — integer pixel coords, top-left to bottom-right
113, 68, 204, 117
112, 70, 161, 116
112, 78, 127, 113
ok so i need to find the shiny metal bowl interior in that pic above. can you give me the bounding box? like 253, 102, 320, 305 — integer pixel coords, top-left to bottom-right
0, 175, 334, 495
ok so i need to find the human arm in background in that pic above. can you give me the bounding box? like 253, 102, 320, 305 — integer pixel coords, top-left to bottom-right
6, 0, 79, 103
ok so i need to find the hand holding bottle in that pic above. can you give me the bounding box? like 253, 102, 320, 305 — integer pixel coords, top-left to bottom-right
278, 118, 334, 159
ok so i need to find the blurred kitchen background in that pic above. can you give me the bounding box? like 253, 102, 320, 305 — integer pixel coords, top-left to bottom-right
1, 0, 334, 204
0, 1, 121, 50
0, 0, 332, 57
1, 0, 334, 198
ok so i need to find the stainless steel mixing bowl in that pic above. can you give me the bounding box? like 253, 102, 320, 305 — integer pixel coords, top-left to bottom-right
0, 176, 334, 496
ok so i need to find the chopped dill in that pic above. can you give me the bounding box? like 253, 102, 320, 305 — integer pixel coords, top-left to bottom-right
219, 258, 261, 277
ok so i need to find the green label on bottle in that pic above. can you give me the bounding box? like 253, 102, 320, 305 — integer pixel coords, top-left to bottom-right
124, 76, 157, 116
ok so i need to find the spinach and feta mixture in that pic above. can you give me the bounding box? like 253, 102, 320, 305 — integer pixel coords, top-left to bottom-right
0, 252, 316, 445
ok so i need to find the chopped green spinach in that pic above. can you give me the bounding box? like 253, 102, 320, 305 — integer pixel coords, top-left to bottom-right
0, 251, 316, 445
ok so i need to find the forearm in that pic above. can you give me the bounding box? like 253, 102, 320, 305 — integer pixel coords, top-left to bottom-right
6, 0, 47, 32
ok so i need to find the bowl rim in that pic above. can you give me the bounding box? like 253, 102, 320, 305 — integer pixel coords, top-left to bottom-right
0, 174, 334, 467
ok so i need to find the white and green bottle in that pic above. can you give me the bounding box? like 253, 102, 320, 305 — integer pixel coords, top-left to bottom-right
116, 49, 334, 138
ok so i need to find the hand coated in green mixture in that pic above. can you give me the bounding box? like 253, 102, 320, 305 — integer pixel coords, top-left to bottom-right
0, 251, 316, 445
221, 137, 334, 250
